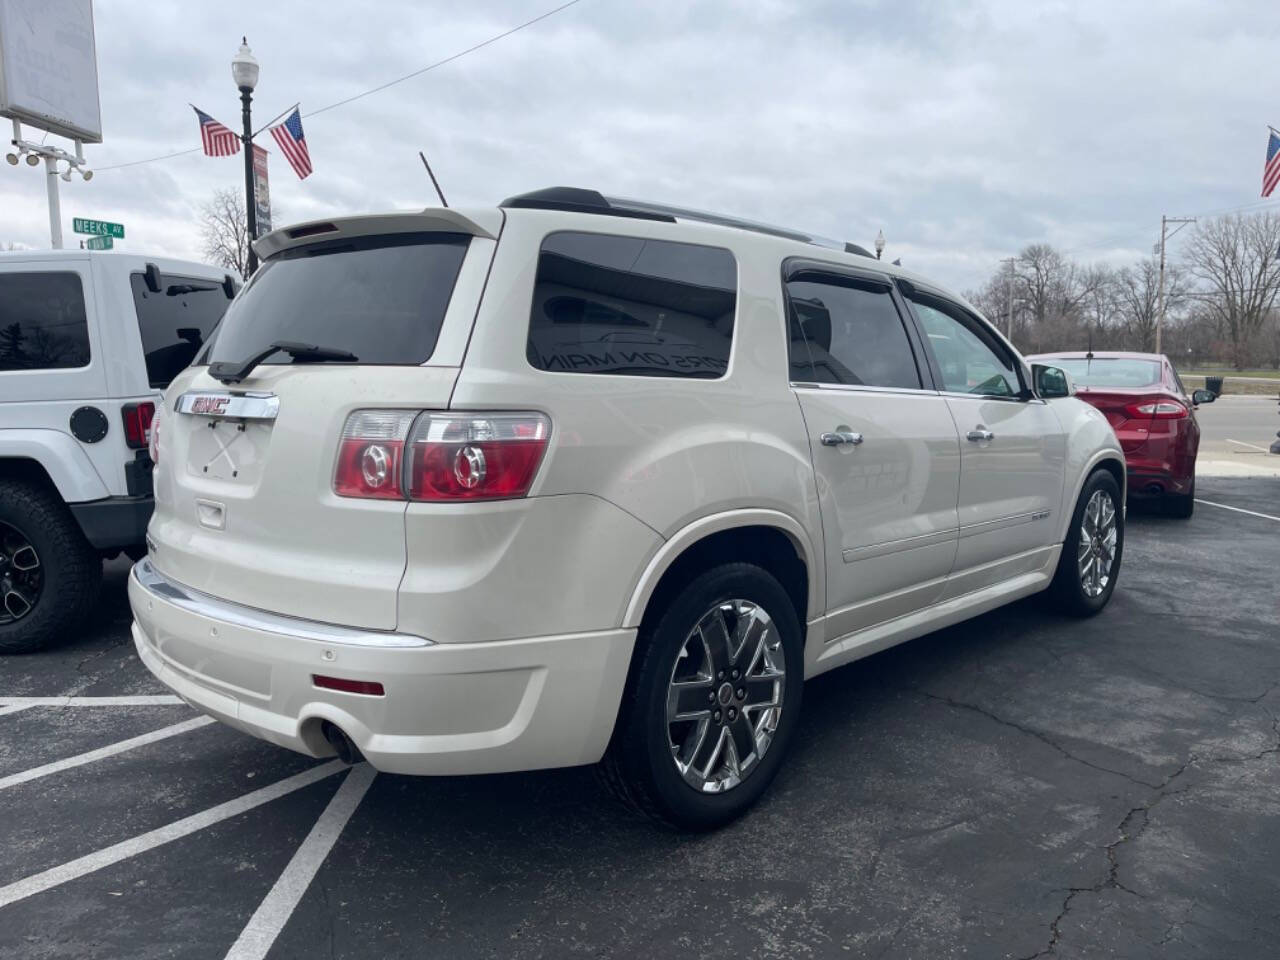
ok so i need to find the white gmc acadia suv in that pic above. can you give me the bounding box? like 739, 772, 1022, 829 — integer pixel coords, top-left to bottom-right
130, 188, 1125, 829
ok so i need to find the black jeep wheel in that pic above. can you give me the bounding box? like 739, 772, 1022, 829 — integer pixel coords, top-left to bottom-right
0, 480, 101, 653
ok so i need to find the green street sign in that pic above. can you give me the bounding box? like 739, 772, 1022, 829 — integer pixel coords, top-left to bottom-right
85, 236, 113, 250
73, 217, 125, 239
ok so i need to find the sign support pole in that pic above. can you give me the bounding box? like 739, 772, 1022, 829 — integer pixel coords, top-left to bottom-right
44, 155, 63, 249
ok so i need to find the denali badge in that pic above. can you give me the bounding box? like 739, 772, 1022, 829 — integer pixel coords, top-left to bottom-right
191, 396, 231, 416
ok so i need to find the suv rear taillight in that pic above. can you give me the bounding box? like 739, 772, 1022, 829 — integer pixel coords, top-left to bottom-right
1125, 398, 1188, 419
406, 412, 551, 501
148, 406, 163, 465
333, 410, 419, 499
122, 402, 155, 449
333, 410, 551, 502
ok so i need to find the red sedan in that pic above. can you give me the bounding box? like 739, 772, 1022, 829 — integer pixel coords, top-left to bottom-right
1027, 351, 1214, 517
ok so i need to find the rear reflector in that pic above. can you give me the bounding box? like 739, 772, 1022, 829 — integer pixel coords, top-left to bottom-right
122, 402, 156, 449
312, 675, 385, 696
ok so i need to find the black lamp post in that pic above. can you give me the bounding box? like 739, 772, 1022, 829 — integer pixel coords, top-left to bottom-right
232, 38, 260, 274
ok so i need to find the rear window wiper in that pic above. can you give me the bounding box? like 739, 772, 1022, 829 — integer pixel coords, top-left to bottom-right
209, 340, 358, 384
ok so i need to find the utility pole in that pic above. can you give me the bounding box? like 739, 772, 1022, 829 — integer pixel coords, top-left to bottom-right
1000, 257, 1017, 340
1155, 215, 1196, 355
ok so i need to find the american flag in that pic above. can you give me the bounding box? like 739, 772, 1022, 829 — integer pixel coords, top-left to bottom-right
1264, 130, 1280, 199
193, 107, 240, 157
270, 108, 312, 180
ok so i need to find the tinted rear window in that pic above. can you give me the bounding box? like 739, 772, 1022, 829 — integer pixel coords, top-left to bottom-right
527, 232, 737, 379
131, 273, 233, 388
1054, 358, 1162, 388
0, 271, 90, 371
206, 233, 469, 367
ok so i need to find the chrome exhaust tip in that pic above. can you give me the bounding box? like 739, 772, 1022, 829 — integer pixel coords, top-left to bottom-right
321, 720, 365, 765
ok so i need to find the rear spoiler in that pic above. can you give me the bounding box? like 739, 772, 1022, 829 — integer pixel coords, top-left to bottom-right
253, 208, 501, 261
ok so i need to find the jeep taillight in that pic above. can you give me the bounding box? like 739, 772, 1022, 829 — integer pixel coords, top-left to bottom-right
123, 402, 155, 449
333, 410, 419, 499
406, 412, 551, 501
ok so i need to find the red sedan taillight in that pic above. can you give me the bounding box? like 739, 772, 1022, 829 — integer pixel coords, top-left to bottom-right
333, 410, 551, 502
1125, 398, 1188, 419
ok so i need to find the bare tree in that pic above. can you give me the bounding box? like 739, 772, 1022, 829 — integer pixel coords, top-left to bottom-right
199, 188, 251, 277
1183, 212, 1280, 369
1115, 258, 1186, 353
1081, 263, 1119, 346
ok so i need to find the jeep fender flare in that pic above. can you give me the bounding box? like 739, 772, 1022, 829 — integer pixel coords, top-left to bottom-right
0, 429, 110, 502
621, 508, 822, 629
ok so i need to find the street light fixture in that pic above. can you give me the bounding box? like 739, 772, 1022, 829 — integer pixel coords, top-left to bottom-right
875, 230, 885, 260
232, 37, 260, 274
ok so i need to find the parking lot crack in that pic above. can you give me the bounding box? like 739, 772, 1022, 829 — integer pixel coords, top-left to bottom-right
1016, 752, 1200, 958
919, 692, 1162, 788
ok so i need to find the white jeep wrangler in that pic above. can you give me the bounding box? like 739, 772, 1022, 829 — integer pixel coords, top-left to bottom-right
130, 189, 1124, 828
0, 250, 236, 653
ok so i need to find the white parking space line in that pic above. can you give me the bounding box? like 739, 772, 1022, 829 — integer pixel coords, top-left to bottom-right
1225, 438, 1272, 453
0, 695, 186, 707
224, 764, 377, 960
0, 760, 346, 910
1195, 499, 1280, 523
0, 717, 216, 792
0, 705, 35, 717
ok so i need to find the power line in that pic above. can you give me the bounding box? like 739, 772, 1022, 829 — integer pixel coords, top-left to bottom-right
1060, 197, 1280, 258
96, 0, 585, 173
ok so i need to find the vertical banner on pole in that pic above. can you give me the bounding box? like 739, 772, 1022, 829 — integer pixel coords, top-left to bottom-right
253, 145, 271, 237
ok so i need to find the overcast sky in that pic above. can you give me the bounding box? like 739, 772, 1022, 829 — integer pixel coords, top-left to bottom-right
3, 0, 1280, 292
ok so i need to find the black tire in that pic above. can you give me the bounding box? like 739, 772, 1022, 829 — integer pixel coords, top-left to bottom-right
1163, 475, 1195, 518
1048, 468, 1123, 617
600, 563, 804, 831
0, 479, 101, 654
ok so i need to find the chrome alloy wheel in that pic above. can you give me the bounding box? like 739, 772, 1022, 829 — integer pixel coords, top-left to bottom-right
1077, 489, 1118, 599
666, 599, 786, 794
0, 521, 42, 623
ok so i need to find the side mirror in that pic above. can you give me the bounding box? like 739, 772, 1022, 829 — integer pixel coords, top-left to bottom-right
1192, 388, 1215, 405
1032, 363, 1073, 399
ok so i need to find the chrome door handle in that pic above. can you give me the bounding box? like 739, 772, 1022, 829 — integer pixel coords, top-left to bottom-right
821, 430, 864, 446
966, 428, 995, 442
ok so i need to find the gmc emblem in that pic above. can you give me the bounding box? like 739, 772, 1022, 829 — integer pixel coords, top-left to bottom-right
191, 396, 231, 415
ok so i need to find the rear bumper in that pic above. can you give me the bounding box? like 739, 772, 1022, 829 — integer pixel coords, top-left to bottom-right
70, 496, 153, 550
128, 558, 636, 775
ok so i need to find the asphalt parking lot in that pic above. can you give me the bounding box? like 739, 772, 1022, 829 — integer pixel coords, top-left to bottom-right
1, 475, 1278, 959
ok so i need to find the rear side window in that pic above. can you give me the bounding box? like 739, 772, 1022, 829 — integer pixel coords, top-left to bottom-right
785, 274, 921, 389
0, 271, 91, 371
131, 273, 234, 388
527, 232, 737, 379
207, 233, 469, 367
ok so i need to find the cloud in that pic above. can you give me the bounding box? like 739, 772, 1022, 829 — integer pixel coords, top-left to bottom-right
2, 0, 1278, 293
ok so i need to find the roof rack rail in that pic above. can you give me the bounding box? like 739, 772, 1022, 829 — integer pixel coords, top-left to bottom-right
501, 187, 880, 261
500, 187, 675, 223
